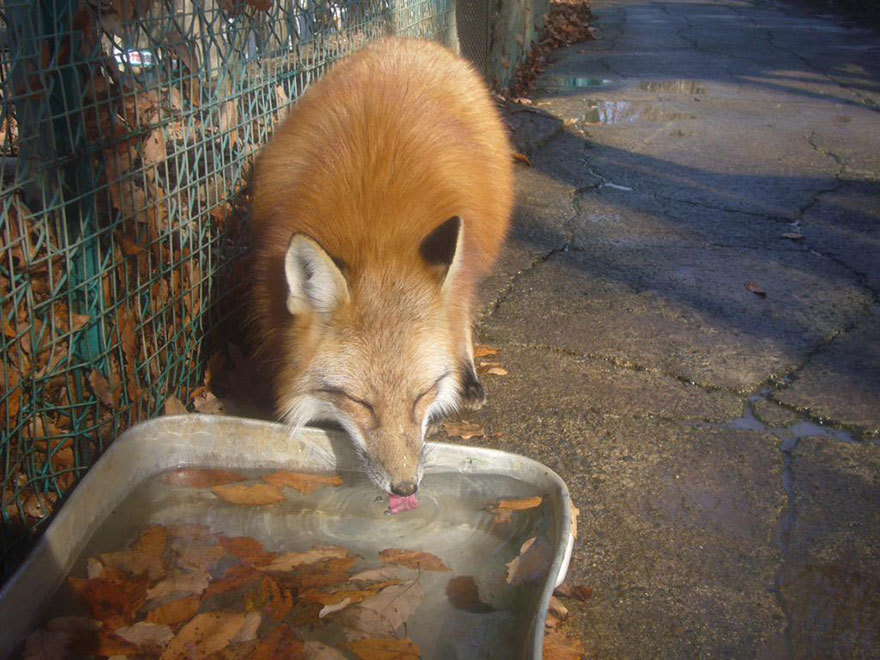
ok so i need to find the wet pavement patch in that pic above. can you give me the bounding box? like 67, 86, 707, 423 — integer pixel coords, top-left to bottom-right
536, 75, 614, 91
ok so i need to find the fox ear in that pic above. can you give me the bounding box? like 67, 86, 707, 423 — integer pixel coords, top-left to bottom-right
284, 234, 349, 315
420, 216, 463, 291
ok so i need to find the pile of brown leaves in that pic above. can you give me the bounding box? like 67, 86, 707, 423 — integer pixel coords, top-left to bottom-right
21, 468, 591, 658
509, 0, 597, 98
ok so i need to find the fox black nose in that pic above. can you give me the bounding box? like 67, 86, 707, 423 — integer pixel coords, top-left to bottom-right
391, 481, 418, 497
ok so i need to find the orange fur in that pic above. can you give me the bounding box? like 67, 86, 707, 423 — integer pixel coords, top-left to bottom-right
249, 38, 513, 490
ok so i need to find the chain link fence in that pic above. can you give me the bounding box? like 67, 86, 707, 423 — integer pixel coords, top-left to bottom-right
0, 0, 544, 580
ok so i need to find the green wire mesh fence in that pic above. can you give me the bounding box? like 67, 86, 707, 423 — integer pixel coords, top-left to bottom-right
0, 0, 468, 579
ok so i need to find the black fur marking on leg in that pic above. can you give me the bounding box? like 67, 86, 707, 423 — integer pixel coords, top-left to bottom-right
460, 361, 487, 410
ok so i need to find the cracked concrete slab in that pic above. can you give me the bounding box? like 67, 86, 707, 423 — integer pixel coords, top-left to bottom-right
466, 0, 880, 654
777, 436, 880, 656
774, 307, 880, 435
482, 246, 871, 392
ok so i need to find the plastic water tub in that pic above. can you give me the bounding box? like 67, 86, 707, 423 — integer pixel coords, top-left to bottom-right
0, 415, 574, 658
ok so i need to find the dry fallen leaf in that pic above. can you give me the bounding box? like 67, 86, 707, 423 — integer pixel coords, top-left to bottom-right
263, 470, 344, 494
473, 344, 500, 358
160, 611, 246, 660
781, 232, 805, 241
549, 595, 569, 622
554, 582, 593, 602
211, 482, 285, 506
379, 548, 451, 572
512, 152, 533, 166
88, 369, 115, 408
347, 637, 421, 660
483, 366, 509, 376
543, 629, 586, 659
164, 396, 189, 415
441, 420, 485, 440
163, 468, 247, 488
570, 501, 580, 540
506, 536, 552, 585
745, 281, 767, 298
446, 576, 495, 613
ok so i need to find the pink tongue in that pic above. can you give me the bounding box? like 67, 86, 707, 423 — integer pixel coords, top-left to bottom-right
388, 493, 420, 514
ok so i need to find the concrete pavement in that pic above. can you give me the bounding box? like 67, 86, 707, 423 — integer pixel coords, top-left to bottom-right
451, 0, 880, 655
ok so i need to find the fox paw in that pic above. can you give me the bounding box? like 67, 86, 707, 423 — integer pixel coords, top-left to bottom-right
460, 363, 487, 411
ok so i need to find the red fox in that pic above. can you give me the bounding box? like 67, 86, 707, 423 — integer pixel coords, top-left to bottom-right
250, 38, 513, 496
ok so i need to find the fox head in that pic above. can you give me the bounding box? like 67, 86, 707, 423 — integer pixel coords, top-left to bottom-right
275, 217, 467, 495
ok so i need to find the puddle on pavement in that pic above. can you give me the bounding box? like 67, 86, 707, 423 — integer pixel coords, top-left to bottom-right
572, 100, 695, 125
537, 76, 613, 91
639, 80, 706, 94
727, 394, 854, 445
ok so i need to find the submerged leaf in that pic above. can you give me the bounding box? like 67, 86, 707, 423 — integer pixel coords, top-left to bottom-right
263, 470, 344, 494
258, 545, 350, 572
211, 482, 284, 506
379, 548, 451, 572
347, 637, 420, 660
160, 611, 246, 659
163, 468, 247, 488
506, 536, 552, 585
446, 576, 495, 613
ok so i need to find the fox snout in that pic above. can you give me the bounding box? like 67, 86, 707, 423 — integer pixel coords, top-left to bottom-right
361, 425, 424, 496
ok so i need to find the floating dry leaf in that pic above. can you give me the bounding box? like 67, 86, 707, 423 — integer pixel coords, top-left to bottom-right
543, 629, 586, 660
163, 468, 247, 488
145, 596, 201, 626
263, 470, 344, 494
347, 637, 421, 660
493, 496, 543, 511
446, 576, 495, 613
211, 482, 284, 506
745, 281, 767, 298
441, 420, 485, 440
379, 548, 451, 572
160, 611, 246, 660
258, 545, 350, 572
506, 536, 552, 585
